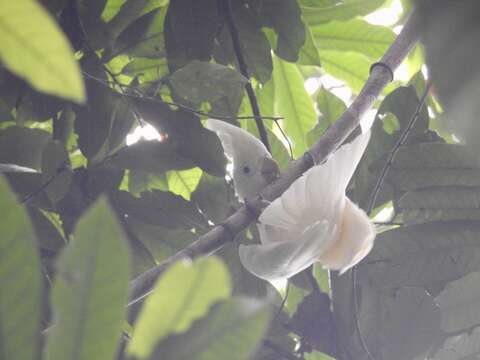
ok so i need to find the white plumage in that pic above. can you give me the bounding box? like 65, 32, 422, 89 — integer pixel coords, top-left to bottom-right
205, 118, 375, 282
239, 130, 375, 282
205, 119, 278, 201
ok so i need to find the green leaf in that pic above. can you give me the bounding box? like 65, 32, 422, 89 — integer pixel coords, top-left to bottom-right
298, 23, 322, 67
436, 271, 480, 333
111, 190, 207, 229
28, 208, 65, 252
273, 56, 316, 157
153, 297, 271, 360
384, 143, 480, 191
259, 0, 306, 62
124, 218, 195, 262
164, 0, 219, 71
354, 86, 430, 208
45, 198, 131, 360
128, 257, 231, 359
305, 352, 336, 360
0, 0, 85, 102
114, 7, 167, 58
121, 57, 169, 82
104, 0, 165, 40
167, 167, 203, 200
0, 177, 42, 360
399, 187, 480, 210
433, 327, 480, 360
111, 140, 196, 174
302, 0, 387, 26
0, 126, 50, 171
191, 173, 234, 224
41, 140, 72, 203
320, 50, 370, 93
307, 86, 347, 146
290, 292, 337, 356
214, 1, 273, 84
358, 222, 480, 293
170, 60, 247, 106
74, 56, 136, 161
357, 287, 441, 360
311, 19, 395, 60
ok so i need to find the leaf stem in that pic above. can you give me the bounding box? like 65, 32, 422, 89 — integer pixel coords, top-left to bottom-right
222, 0, 271, 152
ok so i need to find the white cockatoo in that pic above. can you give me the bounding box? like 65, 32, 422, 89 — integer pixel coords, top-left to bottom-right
205, 119, 279, 201
206, 118, 375, 282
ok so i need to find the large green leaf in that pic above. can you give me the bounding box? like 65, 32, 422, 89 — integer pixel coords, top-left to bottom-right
104, 0, 165, 41
273, 56, 316, 157
433, 327, 480, 360
170, 60, 247, 107
298, 23, 322, 66
307, 86, 347, 146
153, 297, 271, 360
191, 173, 234, 224
75, 56, 136, 161
258, 0, 306, 62
214, 1, 273, 84
302, 0, 386, 25
110, 190, 207, 229
0, 0, 84, 102
354, 86, 429, 208
398, 187, 480, 210
128, 257, 231, 359
167, 167, 203, 200
41, 140, 73, 204
45, 198, 131, 360
436, 271, 480, 333
164, 0, 219, 71
358, 222, 480, 293
111, 140, 196, 174
0, 126, 50, 171
311, 19, 395, 59
357, 286, 441, 360
113, 7, 167, 58
320, 50, 370, 93
0, 177, 42, 360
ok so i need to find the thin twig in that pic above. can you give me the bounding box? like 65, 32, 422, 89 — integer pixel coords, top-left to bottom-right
128, 11, 421, 308
223, 0, 271, 152
263, 340, 300, 360
351, 80, 432, 360
366, 81, 432, 214
81, 70, 283, 123
21, 161, 70, 204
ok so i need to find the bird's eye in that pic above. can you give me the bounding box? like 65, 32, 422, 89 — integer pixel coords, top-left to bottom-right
243, 166, 251, 174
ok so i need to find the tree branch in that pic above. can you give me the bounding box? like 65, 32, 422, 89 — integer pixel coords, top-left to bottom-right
223, 0, 271, 152
128, 11, 421, 307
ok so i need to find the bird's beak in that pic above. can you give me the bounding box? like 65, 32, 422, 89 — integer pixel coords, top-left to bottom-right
260, 157, 280, 184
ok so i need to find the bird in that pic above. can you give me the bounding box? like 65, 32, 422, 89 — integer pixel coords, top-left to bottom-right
206, 119, 375, 283
205, 119, 279, 202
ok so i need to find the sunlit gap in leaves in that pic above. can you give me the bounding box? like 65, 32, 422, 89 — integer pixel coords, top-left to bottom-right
126, 123, 165, 145
305, 75, 377, 131
365, 0, 403, 27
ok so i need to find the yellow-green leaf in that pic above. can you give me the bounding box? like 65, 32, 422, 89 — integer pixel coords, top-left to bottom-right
0, 0, 85, 102
0, 177, 42, 360
273, 56, 316, 157
167, 167, 203, 200
128, 257, 231, 359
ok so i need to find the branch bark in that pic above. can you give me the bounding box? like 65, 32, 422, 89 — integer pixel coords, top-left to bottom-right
128, 11, 421, 307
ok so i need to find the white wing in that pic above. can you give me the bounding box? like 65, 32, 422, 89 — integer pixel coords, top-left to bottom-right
317, 198, 375, 273
239, 221, 333, 282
